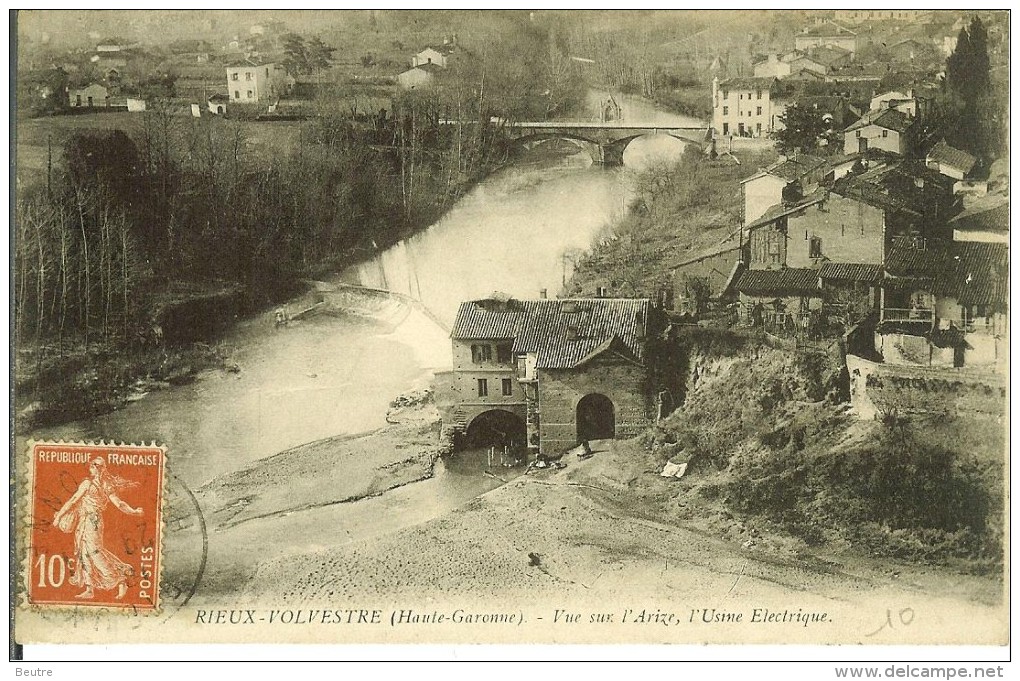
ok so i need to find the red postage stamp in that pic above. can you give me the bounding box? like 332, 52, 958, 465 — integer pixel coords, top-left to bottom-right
26, 442, 166, 611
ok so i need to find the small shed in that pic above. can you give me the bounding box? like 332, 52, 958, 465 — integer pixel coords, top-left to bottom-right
207, 93, 229, 115
68, 82, 109, 108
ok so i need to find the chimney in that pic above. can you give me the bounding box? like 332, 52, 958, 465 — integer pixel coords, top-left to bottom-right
539, 288, 547, 299
596, 286, 608, 298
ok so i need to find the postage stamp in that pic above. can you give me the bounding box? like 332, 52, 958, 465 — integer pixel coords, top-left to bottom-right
24, 441, 166, 611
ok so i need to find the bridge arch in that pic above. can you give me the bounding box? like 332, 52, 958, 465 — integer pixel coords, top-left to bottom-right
509, 132, 604, 165
465, 408, 528, 450
508, 130, 694, 167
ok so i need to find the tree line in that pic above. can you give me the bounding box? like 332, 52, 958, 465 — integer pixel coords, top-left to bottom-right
14, 96, 514, 356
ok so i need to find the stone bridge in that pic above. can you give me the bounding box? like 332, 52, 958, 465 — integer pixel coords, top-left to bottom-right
506, 122, 712, 166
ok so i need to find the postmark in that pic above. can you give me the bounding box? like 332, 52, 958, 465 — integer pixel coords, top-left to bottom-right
25, 441, 166, 611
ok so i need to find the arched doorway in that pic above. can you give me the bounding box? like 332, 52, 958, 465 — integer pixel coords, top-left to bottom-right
465, 409, 527, 450
576, 393, 615, 442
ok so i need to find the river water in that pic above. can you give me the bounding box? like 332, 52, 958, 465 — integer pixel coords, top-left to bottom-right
28, 94, 701, 548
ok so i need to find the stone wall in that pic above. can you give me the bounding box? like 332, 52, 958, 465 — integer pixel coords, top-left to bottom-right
538, 356, 653, 454
786, 194, 885, 268
846, 354, 1005, 421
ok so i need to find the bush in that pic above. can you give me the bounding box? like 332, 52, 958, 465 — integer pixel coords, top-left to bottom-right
725, 420, 1002, 565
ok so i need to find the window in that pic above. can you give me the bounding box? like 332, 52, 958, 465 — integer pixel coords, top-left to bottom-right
855, 130, 861, 138
756, 122, 762, 134
245, 71, 253, 81
739, 93, 743, 100
756, 106, 762, 116
247, 90, 253, 99
756, 90, 762, 100
767, 235, 782, 264
722, 90, 728, 100
723, 123, 729, 135
502, 378, 513, 396
471, 344, 492, 363
496, 344, 512, 363
265, 68, 270, 77
234, 90, 239, 99
722, 106, 729, 115
882, 130, 889, 138
231, 73, 239, 81
477, 379, 488, 398
809, 236, 823, 258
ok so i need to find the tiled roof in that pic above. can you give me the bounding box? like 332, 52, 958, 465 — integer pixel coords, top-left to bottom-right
830, 160, 951, 216
807, 45, 852, 66
936, 242, 1009, 306
800, 21, 857, 38
787, 68, 826, 80
844, 107, 912, 133
884, 245, 941, 277
718, 76, 777, 91
745, 189, 828, 231
767, 154, 829, 182
884, 242, 1008, 306
926, 139, 977, 175
413, 62, 445, 73
451, 298, 649, 369
735, 268, 821, 296
818, 262, 883, 282
948, 200, 1009, 235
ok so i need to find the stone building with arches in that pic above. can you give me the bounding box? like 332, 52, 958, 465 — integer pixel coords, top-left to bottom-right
436, 295, 661, 458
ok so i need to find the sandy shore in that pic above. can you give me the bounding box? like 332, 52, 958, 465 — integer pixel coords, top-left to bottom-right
197, 403, 444, 529
236, 438, 1005, 645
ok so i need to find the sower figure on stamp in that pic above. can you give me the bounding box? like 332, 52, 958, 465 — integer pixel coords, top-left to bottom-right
53, 457, 144, 600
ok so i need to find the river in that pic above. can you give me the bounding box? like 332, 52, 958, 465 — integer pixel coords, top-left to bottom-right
27, 94, 702, 573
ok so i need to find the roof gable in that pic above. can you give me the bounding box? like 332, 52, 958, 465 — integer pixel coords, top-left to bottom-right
926, 139, 977, 175
800, 21, 857, 38
451, 298, 651, 370
735, 268, 821, 296
844, 107, 912, 133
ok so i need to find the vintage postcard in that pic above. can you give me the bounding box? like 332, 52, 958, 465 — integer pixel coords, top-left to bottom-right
11, 9, 1009, 652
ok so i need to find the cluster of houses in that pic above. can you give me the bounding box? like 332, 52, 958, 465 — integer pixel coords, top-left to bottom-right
396, 37, 458, 90
687, 84, 1005, 372
710, 14, 963, 141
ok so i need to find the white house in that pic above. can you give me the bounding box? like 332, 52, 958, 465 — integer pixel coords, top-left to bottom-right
397, 63, 443, 90
712, 76, 786, 138
925, 139, 977, 181
412, 47, 447, 69
794, 21, 858, 55
68, 83, 109, 108
225, 61, 287, 103
753, 55, 791, 79
843, 108, 913, 155
739, 154, 830, 225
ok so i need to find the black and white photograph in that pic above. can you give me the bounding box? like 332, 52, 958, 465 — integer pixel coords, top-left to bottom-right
10, 8, 1011, 662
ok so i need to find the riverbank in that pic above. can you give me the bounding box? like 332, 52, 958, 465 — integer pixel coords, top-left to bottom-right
197, 391, 446, 530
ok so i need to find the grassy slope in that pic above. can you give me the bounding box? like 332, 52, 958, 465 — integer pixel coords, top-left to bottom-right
644, 339, 1004, 573
566, 147, 776, 298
